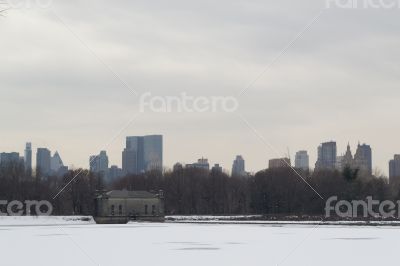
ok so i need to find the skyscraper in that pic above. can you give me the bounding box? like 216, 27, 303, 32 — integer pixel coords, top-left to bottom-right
143, 135, 163, 172
24, 142, 32, 176
389, 155, 400, 184
336, 143, 354, 171
0, 152, 20, 166
122, 135, 163, 174
211, 164, 223, 173
295, 150, 309, 170
354, 143, 372, 175
51, 151, 68, 177
122, 148, 137, 175
315, 141, 337, 170
36, 148, 51, 177
89, 151, 109, 177
232, 155, 246, 177
108, 165, 123, 181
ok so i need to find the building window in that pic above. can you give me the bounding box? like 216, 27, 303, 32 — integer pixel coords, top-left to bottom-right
152, 205, 156, 215
119, 205, 123, 215
111, 205, 115, 216
145, 205, 148, 215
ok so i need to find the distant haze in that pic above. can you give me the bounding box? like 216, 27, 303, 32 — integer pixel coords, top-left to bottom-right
1, 0, 399, 175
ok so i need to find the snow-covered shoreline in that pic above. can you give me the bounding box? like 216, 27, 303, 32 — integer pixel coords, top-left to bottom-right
166, 215, 400, 226
0, 216, 95, 226
1, 216, 400, 227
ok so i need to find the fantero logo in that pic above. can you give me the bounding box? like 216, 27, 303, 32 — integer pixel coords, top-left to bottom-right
326, 0, 400, 9
325, 196, 400, 218
4, 0, 52, 9
0, 200, 53, 216
139, 92, 239, 113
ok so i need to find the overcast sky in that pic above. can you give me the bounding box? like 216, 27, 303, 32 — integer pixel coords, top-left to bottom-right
1, 0, 399, 175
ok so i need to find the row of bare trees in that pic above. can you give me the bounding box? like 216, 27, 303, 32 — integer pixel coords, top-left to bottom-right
0, 162, 397, 217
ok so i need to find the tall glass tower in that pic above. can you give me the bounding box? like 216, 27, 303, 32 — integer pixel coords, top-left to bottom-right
123, 135, 163, 174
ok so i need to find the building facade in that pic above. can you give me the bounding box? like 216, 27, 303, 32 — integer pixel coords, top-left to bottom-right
269, 158, 291, 169
94, 190, 165, 224
354, 143, 372, 175
108, 165, 123, 181
186, 158, 210, 170
232, 155, 246, 177
315, 141, 337, 170
336, 143, 354, 171
211, 163, 223, 173
122, 135, 163, 175
24, 142, 32, 176
0, 152, 20, 167
36, 148, 51, 177
389, 155, 400, 184
336, 143, 372, 176
51, 151, 68, 177
90, 151, 109, 177
295, 151, 309, 170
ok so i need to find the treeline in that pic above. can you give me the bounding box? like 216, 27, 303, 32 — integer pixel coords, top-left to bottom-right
0, 163, 397, 216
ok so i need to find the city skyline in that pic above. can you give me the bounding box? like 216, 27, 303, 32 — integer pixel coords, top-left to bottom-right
0, 138, 395, 177
1, 1, 400, 265
1, 1, 400, 179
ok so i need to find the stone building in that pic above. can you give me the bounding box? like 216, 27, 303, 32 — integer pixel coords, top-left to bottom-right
94, 190, 164, 224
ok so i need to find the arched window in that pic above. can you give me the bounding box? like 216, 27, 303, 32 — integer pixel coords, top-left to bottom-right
145, 205, 148, 215
152, 205, 156, 215
119, 205, 123, 215
111, 205, 115, 216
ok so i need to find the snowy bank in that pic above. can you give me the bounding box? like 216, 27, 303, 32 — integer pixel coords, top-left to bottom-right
166, 215, 400, 226
0, 216, 95, 226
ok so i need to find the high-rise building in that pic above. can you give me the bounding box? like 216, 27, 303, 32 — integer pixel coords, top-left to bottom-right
315, 141, 337, 170
295, 151, 309, 170
108, 165, 123, 181
122, 135, 163, 174
336, 143, 354, 171
389, 155, 400, 184
122, 148, 137, 175
143, 135, 163, 172
90, 151, 109, 177
211, 164, 223, 173
0, 152, 20, 166
186, 158, 210, 170
335, 156, 344, 170
354, 143, 372, 175
51, 151, 63, 172
50, 151, 68, 177
36, 148, 51, 177
232, 155, 246, 177
24, 142, 32, 175
269, 158, 291, 169
125, 136, 143, 173
335, 143, 372, 175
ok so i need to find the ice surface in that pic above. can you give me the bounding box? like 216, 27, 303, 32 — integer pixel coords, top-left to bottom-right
0, 219, 397, 266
